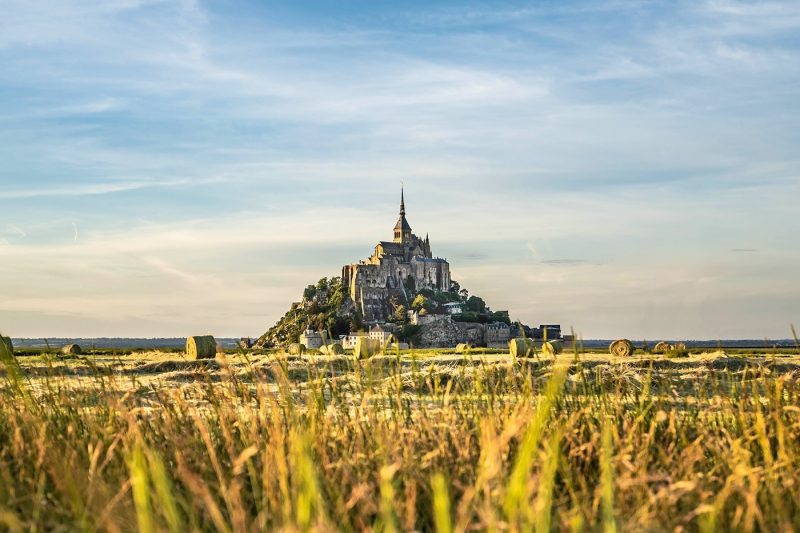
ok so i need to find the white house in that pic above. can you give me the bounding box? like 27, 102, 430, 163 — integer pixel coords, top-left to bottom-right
443, 302, 464, 315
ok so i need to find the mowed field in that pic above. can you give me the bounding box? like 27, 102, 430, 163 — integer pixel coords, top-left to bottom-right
2, 345, 800, 532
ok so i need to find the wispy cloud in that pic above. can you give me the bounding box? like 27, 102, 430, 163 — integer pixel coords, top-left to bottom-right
0, 176, 227, 199
1, 0, 798, 337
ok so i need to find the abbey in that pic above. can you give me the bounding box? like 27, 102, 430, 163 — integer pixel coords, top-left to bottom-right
341, 190, 451, 323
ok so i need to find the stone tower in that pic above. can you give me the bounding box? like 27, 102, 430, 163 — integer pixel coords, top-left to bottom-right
393, 188, 412, 244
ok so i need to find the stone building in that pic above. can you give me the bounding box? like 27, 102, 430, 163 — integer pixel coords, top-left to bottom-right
485, 322, 512, 348
299, 329, 324, 350
369, 324, 397, 345
342, 189, 451, 323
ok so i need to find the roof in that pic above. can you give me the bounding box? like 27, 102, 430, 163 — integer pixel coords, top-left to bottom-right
378, 241, 404, 255
394, 215, 412, 232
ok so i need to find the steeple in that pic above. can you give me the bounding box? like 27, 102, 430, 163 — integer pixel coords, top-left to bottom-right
393, 187, 412, 244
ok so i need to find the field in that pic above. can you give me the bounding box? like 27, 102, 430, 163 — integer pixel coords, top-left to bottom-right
2, 344, 800, 532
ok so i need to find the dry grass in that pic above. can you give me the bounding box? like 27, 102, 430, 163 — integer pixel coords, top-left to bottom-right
2, 344, 800, 531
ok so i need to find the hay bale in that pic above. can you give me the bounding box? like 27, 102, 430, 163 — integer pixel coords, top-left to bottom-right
455, 343, 472, 354
319, 343, 344, 355
652, 341, 672, 354
186, 335, 217, 359
610, 339, 634, 357
673, 342, 687, 352
354, 337, 381, 360
61, 344, 82, 355
541, 340, 563, 357
0, 336, 13, 356
288, 343, 305, 356
509, 338, 536, 358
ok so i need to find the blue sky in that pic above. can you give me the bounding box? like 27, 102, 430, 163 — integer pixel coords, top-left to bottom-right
1, 0, 798, 339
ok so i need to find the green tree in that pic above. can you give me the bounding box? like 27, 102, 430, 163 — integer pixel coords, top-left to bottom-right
303, 285, 317, 299
316, 277, 329, 291
349, 314, 364, 333
466, 295, 487, 313
491, 310, 511, 325
397, 324, 422, 343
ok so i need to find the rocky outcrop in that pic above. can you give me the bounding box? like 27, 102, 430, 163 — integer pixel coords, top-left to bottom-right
416, 315, 485, 348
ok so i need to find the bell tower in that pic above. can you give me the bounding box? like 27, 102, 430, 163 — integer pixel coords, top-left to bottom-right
393, 187, 412, 243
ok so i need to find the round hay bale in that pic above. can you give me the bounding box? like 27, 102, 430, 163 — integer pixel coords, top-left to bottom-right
354, 337, 381, 360
0, 336, 13, 356
652, 341, 671, 354
61, 344, 82, 355
541, 340, 563, 357
455, 343, 472, 354
288, 343, 305, 356
509, 338, 536, 358
610, 339, 634, 357
673, 342, 687, 352
319, 343, 344, 355
186, 335, 217, 360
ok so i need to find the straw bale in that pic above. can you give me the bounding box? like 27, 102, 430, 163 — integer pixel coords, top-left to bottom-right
288, 343, 305, 356
354, 337, 381, 359
0, 336, 13, 356
653, 341, 672, 354
509, 338, 536, 358
541, 340, 563, 356
186, 335, 217, 359
61, 344, 82, 355
610, 339, 634, 357
319, 343, 344, 355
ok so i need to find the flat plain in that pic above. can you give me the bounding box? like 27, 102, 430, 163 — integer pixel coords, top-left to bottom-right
2, 346, 800, 531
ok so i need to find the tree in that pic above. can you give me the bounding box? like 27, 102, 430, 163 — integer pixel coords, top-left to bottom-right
459, 288, 469, 301
393, 304, 408, 323
316, 277, 329, 291
491, 310, 511, 325
397, 324, 422, 343
411, 294, 430, 311
450, 280, 461, 294
303, 285, 317, 299
349, 314, 364, 333
466, 295, 486, 313
405, 275, 416, 293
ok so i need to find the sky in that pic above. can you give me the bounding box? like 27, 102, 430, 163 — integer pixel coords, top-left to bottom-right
0, 0, 798, 340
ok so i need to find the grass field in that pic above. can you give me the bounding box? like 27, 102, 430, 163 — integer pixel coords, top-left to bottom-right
2, 344, 800, 532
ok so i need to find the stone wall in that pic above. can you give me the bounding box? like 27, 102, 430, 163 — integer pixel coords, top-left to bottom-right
416, 316, 486, 348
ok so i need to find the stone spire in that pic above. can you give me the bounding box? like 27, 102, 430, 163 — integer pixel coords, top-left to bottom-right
393, 187, 412, 244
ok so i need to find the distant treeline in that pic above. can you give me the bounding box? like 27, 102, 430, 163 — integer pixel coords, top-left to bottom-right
11, 338, 242, 350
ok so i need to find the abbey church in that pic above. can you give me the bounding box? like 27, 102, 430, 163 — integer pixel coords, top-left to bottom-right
341, 190, 451, 322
